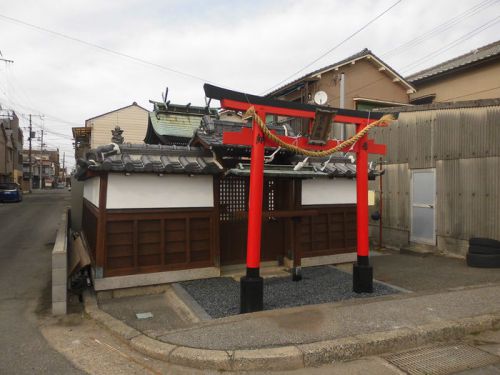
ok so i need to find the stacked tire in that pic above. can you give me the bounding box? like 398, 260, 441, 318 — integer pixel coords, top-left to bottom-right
467, 238, 500, 268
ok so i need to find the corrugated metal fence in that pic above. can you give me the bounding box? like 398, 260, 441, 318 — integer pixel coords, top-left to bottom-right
369, 105, 500, 252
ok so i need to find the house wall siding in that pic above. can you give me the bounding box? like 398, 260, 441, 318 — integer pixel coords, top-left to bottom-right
87, 105, 149, 148
280, 59, 410, 109
410, 61, 500, 102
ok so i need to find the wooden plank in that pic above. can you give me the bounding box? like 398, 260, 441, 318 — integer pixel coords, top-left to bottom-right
107, 233, 133, 246
160, 219, 165, 266
133, 220, 138, 271
107, 245, 134, 258
165, 230, 186, 242
185, 218, 191, 263
107, 221, 133, 234
97, 174, 107, 275
165, 241, 185, 253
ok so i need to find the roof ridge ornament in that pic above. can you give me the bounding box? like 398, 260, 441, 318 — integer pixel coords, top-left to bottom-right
111, 125, 124, 144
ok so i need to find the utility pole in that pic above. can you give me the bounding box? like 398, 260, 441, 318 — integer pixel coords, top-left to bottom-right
29, 115, 33, 193
62, 152, 65, 185
39, 129, 43, 189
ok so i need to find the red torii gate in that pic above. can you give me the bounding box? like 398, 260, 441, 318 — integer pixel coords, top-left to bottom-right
204, 84, 390, 313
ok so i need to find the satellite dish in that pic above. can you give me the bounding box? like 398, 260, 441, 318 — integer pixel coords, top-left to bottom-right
314, 91, 328, 105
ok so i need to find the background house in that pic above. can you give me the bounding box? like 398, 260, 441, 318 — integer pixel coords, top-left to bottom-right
266, 48, 415, 140
407, 40, 500, 104
267, 48, 415, 111
72, 102, 149, 160
0, 111, 23, 184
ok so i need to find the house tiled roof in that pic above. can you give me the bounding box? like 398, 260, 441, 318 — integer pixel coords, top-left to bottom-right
266, 48, 415, 97
406, 40, 500, 83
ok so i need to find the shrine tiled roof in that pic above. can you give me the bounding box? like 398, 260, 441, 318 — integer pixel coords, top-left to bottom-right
76, 143, 222, 179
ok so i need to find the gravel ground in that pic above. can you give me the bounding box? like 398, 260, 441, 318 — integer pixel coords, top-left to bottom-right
180, 266, 398, 318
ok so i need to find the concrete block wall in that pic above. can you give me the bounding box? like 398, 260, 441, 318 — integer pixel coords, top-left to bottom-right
52, 209, 68, 315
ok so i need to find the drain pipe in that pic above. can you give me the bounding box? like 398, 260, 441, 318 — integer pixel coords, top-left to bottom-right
379, 158, 383, 251
339, 73, 346, 140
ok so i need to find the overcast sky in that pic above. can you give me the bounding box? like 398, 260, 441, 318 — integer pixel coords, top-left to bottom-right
0, 0, 499, 170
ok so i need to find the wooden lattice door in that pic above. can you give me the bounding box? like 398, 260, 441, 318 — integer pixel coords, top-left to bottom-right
218, 176, 286, 265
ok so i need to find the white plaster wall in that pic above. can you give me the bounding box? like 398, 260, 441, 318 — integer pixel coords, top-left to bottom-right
83, 177, 100, 207
301, 178, 356, 205
106, 174, 214, 209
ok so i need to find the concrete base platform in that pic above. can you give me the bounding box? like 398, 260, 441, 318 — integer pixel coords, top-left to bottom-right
93, 267, 220, 291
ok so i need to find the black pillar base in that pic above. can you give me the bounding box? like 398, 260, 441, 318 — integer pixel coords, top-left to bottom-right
353, 256, 373, 293
292, 266, 302, 281
240, 268, 263, 314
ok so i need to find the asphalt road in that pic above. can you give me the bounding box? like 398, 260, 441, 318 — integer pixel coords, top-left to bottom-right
0, 190, 85, 374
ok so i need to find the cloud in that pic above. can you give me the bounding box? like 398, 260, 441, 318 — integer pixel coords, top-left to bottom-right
0, 0, 498, 169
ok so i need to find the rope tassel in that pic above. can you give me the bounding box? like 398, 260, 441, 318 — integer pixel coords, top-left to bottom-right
244, 106, 394, 157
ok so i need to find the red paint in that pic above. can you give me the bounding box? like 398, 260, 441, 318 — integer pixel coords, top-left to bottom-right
220, 98, 380, 125
246, 110, 266, 269
356, 124, 369, 258
218, 96, 388, 270
223, 127, 386, 155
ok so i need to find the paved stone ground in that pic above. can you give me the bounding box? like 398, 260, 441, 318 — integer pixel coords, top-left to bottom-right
158, 284, 500, 350
180, 266, 399, 318
99, 290, 197, 336
337, 251, 500, 292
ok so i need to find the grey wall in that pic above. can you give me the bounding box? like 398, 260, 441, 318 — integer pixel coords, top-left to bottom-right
70, 176, 84, 232
368, 104, 500, 256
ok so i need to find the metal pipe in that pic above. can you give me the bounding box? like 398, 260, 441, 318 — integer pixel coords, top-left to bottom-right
339, 73, 346, 140
379, 158, 383, 251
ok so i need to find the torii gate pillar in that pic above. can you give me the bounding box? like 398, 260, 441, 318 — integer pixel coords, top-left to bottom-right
240, 110, 265, 314
353, 128, 373, 293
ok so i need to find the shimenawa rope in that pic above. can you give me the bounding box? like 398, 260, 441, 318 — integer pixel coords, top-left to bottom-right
243, 106, 394, 157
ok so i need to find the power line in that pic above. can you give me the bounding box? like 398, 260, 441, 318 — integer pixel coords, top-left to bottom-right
262, 0, 403, 94
309, 15, 500, 104
401, 15, 500, 73
380, 0, 498, 58
0, 13, 217, 85
442, 85, 500, 101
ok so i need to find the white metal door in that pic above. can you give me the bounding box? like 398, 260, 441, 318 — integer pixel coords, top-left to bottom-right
410, 169, 436, 245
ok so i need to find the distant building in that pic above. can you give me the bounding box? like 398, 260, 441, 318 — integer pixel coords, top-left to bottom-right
407, 40, 500, 104
22, 149, 60, 189
0, 111, 23, 184
72, 102, 149, 161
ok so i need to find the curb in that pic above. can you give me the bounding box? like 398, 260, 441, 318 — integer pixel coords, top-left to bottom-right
82, 290, 500, 371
